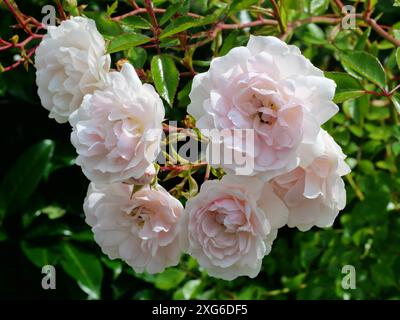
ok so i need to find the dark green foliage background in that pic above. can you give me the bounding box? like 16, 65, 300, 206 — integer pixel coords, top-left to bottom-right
0, 0, 400, 299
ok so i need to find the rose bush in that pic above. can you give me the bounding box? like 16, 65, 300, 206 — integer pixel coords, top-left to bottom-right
1, 0, 399, 300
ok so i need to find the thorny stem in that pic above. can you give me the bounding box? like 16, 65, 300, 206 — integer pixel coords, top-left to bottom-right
218, 18, 277, 30
389, 84, 400, 96
269, 0, 285, 34
129, 0, 140, 10
3, 0, 33, 35
159, 162, 208, 173
2, 45, 37, 72
333, 0, 344, 9
346, 174, 365, 201
111, 8, 201, 21
144, 0, 161, 54
56, 0, 67, 21
204, 164, 211, 181
359, 15, 400, 47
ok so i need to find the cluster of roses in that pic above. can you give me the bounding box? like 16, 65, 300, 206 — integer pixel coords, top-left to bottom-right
35, 16, 350, 280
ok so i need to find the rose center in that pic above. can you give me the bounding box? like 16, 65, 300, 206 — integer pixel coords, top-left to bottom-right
251, 94, 279, 126
128, 206, 148, 227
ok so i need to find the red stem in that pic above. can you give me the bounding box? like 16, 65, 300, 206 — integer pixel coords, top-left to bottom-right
159, 162, 208, 172
2, 45, 37, 72
218, 18, 277, 29
144, 0, 161, 54
111, 7, 201, 21
3, 0, 33, 35
269, 0, 285, 34
357, 14, 400, 47
56, 0, 67, 20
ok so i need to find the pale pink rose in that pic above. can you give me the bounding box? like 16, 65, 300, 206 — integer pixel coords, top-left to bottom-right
124, 164, 156, 185
181, 175, 288, 280
84, 182, 184, 274
188, 35, 338, 178
70, 63, 164, 184
35, 16, 110, 123
269, 130, 350, 231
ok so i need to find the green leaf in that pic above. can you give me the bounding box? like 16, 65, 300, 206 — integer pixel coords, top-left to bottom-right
191, 0, 208, 13
355, 28, 370, 50
70, 229, 94, 242
43, 142, 76, 179
219, 30, 240, 56
391, 93, 400, 114
181, 279, 202, 299
371, 259, 396, 287
194, 6, 228, 27
228, 0, 259, 14
396, 47, 400, 72
106, 0, 118, 18
358, 160, 375, 175
121, 16, 152, 29
302, 23, 326, 45
41, 205, 66, 220
107, 33, 151, 54
159, 3, 181, 26
25, 221, 72, 240
151, 55, 179, 106
340, 51, 387, 89
177, 80, 192, 107
238, 286, 266, 299
0, 140, 55, 218
177, 0, 191, 15
307, 0, 330, 15
325, 72, 364, 103
61, 243, 103, 299
127, 46, 147, 68
282, 273, 306, 290
348, 125, 363, 138
21, 241, 60, 269
0, 227, 7, 242
182, 173, 198, 199
155, 268, 186, 290
391, 142, 400, 156
101, 257, 123, 280
160, 16, 195, 39
84, 12, 122, 36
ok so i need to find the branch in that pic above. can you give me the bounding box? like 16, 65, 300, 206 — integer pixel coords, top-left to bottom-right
56, 0, 67, 20
333, 0, 344, 9
159, 162, 208, 172
2, 45, 37, 72
359, 14, 400, 47
111, 7, 201, 21
3, 0, 34, 35
269, 0, 285, 34
144, 0, 161, 54
218, 18, 277, 30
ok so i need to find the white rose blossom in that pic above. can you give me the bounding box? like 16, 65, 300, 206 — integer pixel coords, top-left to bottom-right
35, 16, 110, 123
269, 130, 351, 231
70, 63, 164, 184
188, 35, 338, 179
84, 182, 184, 274
181, 174, 288, 280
